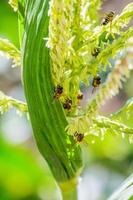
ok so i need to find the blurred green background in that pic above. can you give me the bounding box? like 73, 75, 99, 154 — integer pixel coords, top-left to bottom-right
0, 0, 133, 199
0, 0, 19, 46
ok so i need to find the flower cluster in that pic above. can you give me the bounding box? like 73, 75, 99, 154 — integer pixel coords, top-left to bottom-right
8, 0, 18, 12
0, 91, 27, 114
0, 38, 21, 67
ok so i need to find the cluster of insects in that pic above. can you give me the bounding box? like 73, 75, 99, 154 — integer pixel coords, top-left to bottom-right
53, 74, 101, 111
53, 84, 84, 111
53, 81, 100, 143
73, 131, 84, 143
53, 85, 85, 142
53, 11, 115, 102
91, 11, 115, 58
52, 11, 115, 144
91, 12, 114, 92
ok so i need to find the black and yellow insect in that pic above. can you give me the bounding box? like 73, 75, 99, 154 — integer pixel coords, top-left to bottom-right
77, 93, 83, 104
63, 98, 72, 110
91, 47, 101, 58
92, 75, 101, 87
102, 11, 115, 25
92, 75, 101, 93
74, 131, 84, 142
53, 85, 63, 99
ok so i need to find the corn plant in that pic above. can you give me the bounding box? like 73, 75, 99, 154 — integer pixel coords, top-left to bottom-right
0, 0, 133, 199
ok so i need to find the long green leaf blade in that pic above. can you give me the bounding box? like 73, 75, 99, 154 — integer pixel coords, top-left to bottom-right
22, 0, 82, 183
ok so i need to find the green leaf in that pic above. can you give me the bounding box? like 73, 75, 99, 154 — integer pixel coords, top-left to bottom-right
8, 0, 25, 46
18, 0, 25, 46
22, 0, 82, 186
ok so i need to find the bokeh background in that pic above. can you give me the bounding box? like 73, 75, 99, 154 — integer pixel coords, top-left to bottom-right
0, 0, 133, 199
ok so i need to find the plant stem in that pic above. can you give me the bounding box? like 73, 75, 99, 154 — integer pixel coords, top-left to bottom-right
59, 178, 78, 200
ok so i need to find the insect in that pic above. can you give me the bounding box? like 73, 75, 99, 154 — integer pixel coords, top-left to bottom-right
53, 85, 63, 99
102, 11, 115, 25
63, 98, 72, 110
77, 93, 83, 104
77, 93, 83, 100
92, 75, 101, 93
91, 47, 101, 58
74, 131, 84, 143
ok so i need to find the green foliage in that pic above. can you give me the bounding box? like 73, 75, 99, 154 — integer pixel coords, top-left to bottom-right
0, 0, 19, 46
0, 139, 57, 200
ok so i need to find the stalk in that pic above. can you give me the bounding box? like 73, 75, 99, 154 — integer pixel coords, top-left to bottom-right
59, 178, 79, 200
